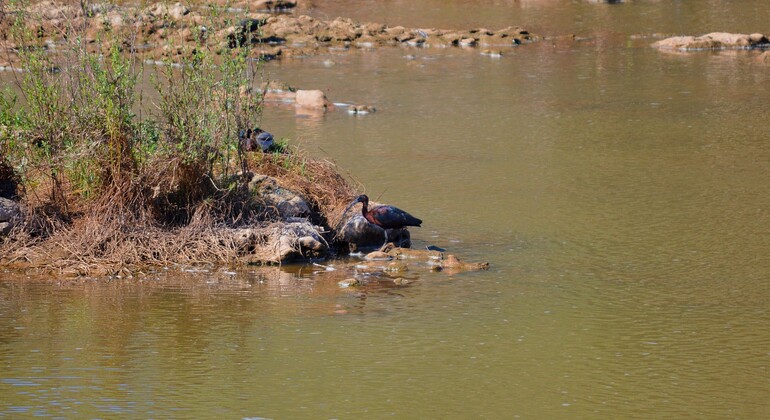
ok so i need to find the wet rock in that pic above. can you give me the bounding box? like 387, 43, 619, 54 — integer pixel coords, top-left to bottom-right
383, 261, 408, 273
295, 89, 328, 110
338, 278, 360, 288
365, 251, 392, 261
338, 215, 385, 250
479, 34, 507, 46
652, 32, 769, 51
347, 105, 375, 115
393, 277, 410, 285
481, 49, 503, 57
0, 197, 23, 237
441, 254, 490, 271
338, 215, 411, 251
354, 35, 380, 48
247, 174, 311, 219
387, 247, 442, 261
459, 37, 477, 47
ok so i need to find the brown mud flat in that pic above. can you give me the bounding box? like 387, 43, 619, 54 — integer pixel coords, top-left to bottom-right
0, 0, 538, 69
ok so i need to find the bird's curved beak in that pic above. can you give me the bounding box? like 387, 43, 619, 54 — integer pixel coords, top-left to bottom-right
341, 196, 362, 217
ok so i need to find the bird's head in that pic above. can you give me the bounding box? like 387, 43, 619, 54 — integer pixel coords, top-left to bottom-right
342, 194, 369, 217
354, 194, 369, 205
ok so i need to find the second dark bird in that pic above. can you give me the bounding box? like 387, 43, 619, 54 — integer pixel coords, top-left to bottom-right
239, 128, 274, 152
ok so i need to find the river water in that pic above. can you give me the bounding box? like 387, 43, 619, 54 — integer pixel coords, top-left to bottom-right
2, 1, 770, 418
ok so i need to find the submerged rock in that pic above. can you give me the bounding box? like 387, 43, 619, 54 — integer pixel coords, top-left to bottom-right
440, 254, 490, 271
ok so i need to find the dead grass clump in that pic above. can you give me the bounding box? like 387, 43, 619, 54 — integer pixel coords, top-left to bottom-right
246, 148, 359, 224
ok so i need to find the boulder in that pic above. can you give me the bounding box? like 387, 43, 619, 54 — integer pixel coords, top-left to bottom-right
295, 89, 328, 110
247, 174, 311, 219
338, 215, 411, 251
273, 221, 328, 261
652, 32, 769, 50
233, 221, 328, 263
0, 197, 23, 237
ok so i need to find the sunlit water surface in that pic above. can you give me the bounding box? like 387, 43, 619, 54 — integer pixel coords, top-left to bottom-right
2, 1, 770, 418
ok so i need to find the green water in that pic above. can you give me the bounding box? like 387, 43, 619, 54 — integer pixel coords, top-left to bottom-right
2, 1, 770, 418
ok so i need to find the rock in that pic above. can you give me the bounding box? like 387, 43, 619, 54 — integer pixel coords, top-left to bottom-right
338, 215, 385, 250
652, 32, 769, 51
383, 261, 408, 273
749, 33, 768, 44
347, 105, 375, 115
387, 247, 442, 261
338, 214, 413, 251
26, 1, 80, 20
103, 11, 125, 28
274, 221, 328, 262
295, 89, 328, 110
143, 2, 189, 20
264, 89, 297, 102
481, 49, 503, 57
478, 34, 507, 46
441, 254, 490, 271
247, 174, 311, 219
0, 197, 23, 236
338, 278, 360, 288
458, 37, 477, 47
365, 251, 392, 261
393, 277, 410, 285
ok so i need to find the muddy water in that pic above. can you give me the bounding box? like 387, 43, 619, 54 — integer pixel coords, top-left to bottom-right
3, 1, 770, 418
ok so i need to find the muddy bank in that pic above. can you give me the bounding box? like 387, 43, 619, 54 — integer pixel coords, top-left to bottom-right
0, 1, 538, 69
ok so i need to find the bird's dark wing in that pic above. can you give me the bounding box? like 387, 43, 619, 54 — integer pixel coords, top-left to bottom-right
368, 205, 422, 229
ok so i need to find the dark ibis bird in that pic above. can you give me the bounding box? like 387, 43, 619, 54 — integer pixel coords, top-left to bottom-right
239, 128, 274, 152
343, 194, 422, 248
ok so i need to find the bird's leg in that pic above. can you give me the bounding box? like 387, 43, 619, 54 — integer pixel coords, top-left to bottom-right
378, 226, 389, 252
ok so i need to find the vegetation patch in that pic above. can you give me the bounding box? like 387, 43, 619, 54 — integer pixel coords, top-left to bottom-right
0, 0, 358, 275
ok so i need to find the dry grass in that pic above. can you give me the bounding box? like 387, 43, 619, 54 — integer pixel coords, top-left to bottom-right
0, 148, 360, 275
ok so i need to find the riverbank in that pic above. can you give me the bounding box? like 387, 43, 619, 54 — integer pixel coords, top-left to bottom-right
0, 0, 538, 71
